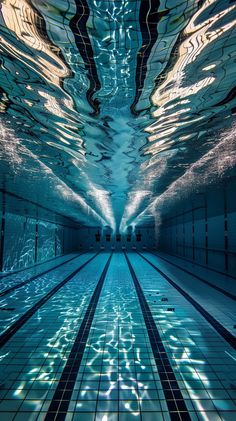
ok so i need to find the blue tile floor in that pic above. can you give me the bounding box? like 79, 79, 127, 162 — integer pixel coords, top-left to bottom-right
0, 252, 235, 420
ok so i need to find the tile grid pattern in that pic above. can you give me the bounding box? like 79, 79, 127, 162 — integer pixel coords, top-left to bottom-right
68, 252, 189, 420
128, 252, 236, 421
137, 252, 236, 350
124, 251, 191, 421
0, 254, 110, 420
45, 252, 112, 420
0, 252, 236, 420
0, 253, 99, 347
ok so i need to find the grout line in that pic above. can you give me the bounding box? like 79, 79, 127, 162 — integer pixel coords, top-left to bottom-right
0, 253, 84, 298
137, 251, 236, 351
125, 251, 191, 421
44, 252, 113, 421
149, 251, 236, 301
0, 252, 100, 348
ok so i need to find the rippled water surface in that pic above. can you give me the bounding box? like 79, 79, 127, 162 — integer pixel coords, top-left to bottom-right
0, 0, 236, 230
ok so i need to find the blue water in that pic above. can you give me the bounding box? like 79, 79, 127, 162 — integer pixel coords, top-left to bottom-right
0, 1, 236, 232
0, 252, 236, 420
0, 2, 236, 418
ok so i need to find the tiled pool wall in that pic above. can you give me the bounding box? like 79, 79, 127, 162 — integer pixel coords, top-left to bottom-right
76, 227, 156, 252
2, 178, 236, 276
158, 178, 236, 277
0, 192, 80, 273
0, 191, 157, 275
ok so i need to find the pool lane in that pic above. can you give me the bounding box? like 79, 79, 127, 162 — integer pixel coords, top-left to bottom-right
0, 253, 111, 419
45, 253, 112, 420
0, 253, 82, 298
52, 252, 191, 421
138, 251, 236, 345
0, 253, 74, 280
149, 251, 236, 300
0, 253, 99, 348
1, 252, 236, 421
128, 252, 236, 421
0, 253, 97, 340
125, 252, 190, 421
0, 253, 79, 291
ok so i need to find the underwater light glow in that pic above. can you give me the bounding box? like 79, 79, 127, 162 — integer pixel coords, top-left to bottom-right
0, 2, 236, 420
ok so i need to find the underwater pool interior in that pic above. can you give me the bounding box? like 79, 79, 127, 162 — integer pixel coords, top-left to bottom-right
0, 0, 236, 420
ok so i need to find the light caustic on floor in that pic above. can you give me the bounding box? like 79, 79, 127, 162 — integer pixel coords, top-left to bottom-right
0, 252, 236, 421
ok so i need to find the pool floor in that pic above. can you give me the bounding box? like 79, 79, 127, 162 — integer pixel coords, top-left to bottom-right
0, 251, 235, 421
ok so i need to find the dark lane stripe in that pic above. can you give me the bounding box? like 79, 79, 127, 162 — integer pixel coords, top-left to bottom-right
150, 251, 236, 301
0, 253, 99, 348
214, 85, 236, 107
137, 252, 236, 350
0, 253, 83, 298
45, 252, 112, 421
153, 248, 236, 280
149, 0, 203, 105
70, 0, 101, 114
30, 0, 71, 79
124, 252, 190, 421
0, 254, 63, 279
131, 0, 165, 114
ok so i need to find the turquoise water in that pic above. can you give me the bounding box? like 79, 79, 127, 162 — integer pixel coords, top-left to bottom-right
0, 2, 236, 419
0, 252, 236, 420
0, 1, 236, 231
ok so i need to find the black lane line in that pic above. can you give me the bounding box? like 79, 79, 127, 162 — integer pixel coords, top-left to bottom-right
0, 253, 100, 349
137, 252, 236, 351
0, 253, 70, 280
124, 252, 191, 421
131, 0, 159, 113
45, 252, 113, 421
153, 248, 236, 280
149, 251, 236, 301
70, 0, 101, 114
0, 253, 84, 298
131, 1, 169, 114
